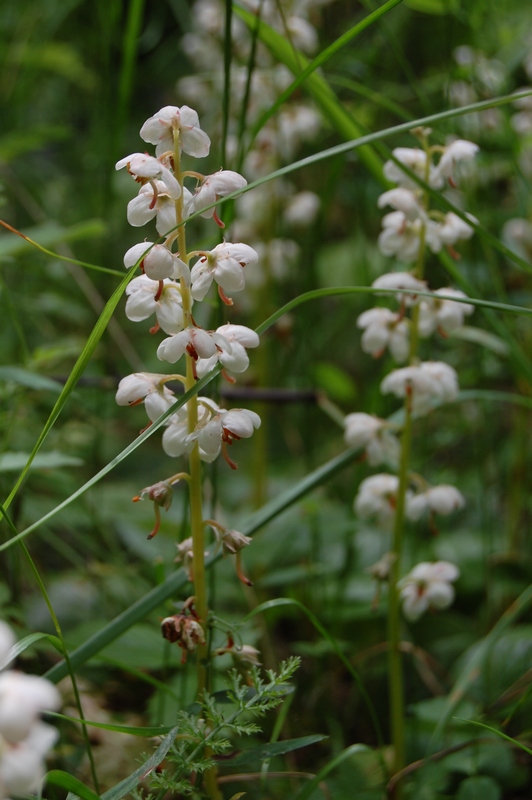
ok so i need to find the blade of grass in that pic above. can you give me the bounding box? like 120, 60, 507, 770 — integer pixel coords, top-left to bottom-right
293, 743, 371, 800
454, 718, 532, 758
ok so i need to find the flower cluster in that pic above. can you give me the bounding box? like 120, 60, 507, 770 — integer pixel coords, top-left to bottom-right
348, 133, 478, 620
0, 621, 60, 799
115, 105, 260, 603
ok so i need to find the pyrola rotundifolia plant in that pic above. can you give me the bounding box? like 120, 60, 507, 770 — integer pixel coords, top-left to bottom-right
115, 106, 262, 681
345, 128, 478, 777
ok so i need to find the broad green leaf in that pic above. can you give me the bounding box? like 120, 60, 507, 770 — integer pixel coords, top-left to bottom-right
0, 632, 62, 671
46, 771, 100, 800
0, 451, 84, 472
455, 775, 502, 800
227, 734, 327, 766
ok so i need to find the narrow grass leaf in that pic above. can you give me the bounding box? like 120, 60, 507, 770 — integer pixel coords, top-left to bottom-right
46, 771, 100, 800
293, 743, 371, 800
454, 718, 532, 757
101, 726, 180, 800
47, 711, 176, 738
0, 632, 63, 671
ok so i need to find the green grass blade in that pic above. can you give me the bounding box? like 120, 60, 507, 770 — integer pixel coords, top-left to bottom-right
47, 711, 176, 738
227, 735, 327, 766
454, 718, 532, 758
0, 631, 63, 670
45, 771, 100, 800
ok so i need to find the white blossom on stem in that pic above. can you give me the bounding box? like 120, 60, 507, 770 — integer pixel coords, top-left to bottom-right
372, 271, 427, 305
434, 139, 479, 186
377, 188, 423, 220
190, 242, 258, 304
191, 408, 261, 467
115, 372, 176, 422
398, 561, 459, 621
380, 361, 458, 415
127, 181, 194, 235
124, 242, 187, 282
434, 212, 476, 248
354, 474, 401, 528
344, 413, 400, 468
140, 105, 211, 158
406, 485, 465, 521
125, 275, 185, 335
196, 323, 260, 378
383, 148, 442, 189
115, 153, 181, 199
356, 307, 410, 363
418, 287, 474, 337
157, 327, 231, 366
192, 170, 247, 219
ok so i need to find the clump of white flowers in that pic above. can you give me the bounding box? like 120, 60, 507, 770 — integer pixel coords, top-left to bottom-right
0, 621, 61, 799
115, 105, 261, 658
347, 130, 477, 619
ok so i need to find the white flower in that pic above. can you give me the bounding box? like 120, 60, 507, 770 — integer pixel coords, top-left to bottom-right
190, 242, 258, 303
192, 170, 247, 218
357, 307, 410, 362
418, 287, 474, 337
372, 271, 427, 302
354, 474, 400, 528
127, 182, 194, 235
125, 275, 185, 335
191, 408, 261, 466
407, 485, 465, 521
196, 324, 260, 378
0, 672, 60, 745
343, 413, 400, 468
383, 148, 442, 189
398, 561, 459, 621
139, 105, 211, 158
115, 372, 176, 422
380, 361, 458, 415
1, 721, 59, 797
435, 139, 479, 185
378, 211, 428, 263
123, 242, 186, 282
157, 326, 231, 366
435, 212, 476, 247
377, 188, 423, 220
115, 153, 181, 199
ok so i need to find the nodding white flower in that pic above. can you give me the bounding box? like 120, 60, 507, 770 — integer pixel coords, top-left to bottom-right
418, 287, 474, 337
383, 148, 443, 189
115, 153, 181, 199
127, 181, 194, 235
139, 105, 211, 158
190, 242, 259, 303
157, 326, 231, 366
378, 211, 440, 263
377, 188, 423, 220
380, 361, 458, 415
435, 139, 478, 185
343, 413, 400, 468
407, 485, 465, 521
125, 275, 185, 335
124, 242, 186, 282
284, 191, 320, 227
1, 720, 59, 797
192, 170, 247, 218
191, 408, 261, 467
0, 672, 60, 745
354, 473, 401, 528
398, 561, 459, 621
357, 307, 410, 363
115, 372, 177, 422
434, 212, 476, 248
372, 271, 427, 303
196, 324, 260, 378
162, 399, 217, 460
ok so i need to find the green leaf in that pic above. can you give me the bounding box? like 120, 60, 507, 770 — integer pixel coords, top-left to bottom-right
0, 451, 84, 472
0, 631, 63, 671
0, 220, 106, 259
101, 726, 180, 800
455, 775, 502, 800
227, 734, 327, 766
404, 0, 458, 13
47, 711, 176, 738
46, 771, 100, 800
455, 718, 532, 758
0, 366, 63, 393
